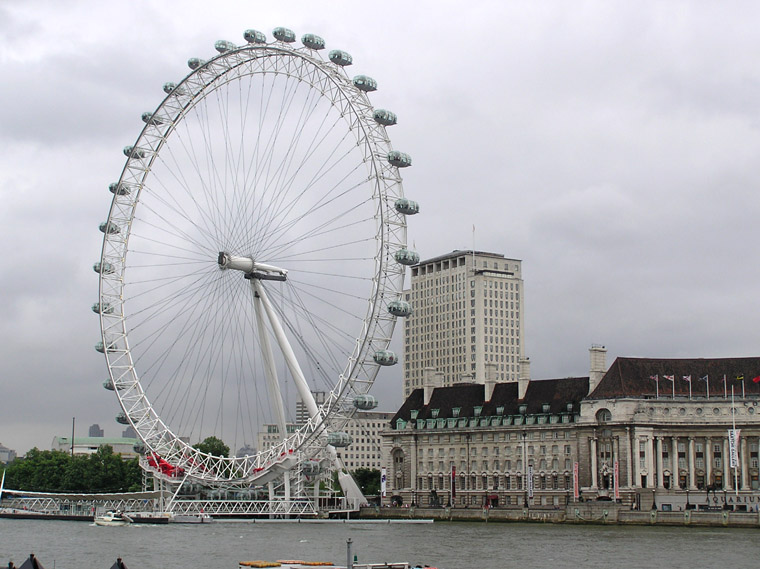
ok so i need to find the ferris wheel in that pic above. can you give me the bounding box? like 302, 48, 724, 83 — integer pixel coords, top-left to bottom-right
94, 27, 420, 485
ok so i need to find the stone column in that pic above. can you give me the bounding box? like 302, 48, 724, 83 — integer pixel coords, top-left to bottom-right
590, 437, 598, 489
411, 435, 418, 492
656, 437, 664, 489
705, 436, 712, 485
688, 437, 697, 490
647, 435, 655, 489
723, 437, 731, 490
741, 436, 749, 491
613, 436, 621, 489
627, 428, 634, 488
671, 435, 678, 488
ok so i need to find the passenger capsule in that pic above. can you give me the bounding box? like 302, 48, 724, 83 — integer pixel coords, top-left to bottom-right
387, 151, 412, 168
115, 412, 130, 425
394, 198, 419, 215
328, 50, 352, 66
394, 248, 419, 266
273, 27, 296, 43
141, 112, 163, 126
373, 109, 397, 126
373, 350, 398, 366
353, 75, 377, 92
301, 34, 325, 50
327, 432, 352, 447
187, 58, 206, 70
215, 40, 236, 53
302, 460, 321, 475
244, 29, 267, 44
93, 261, 115, 275
99, 221, 120, 235
163, 82, 178, 94
103, 378, 115, 391
92, 302, 114, 315
95, 341, 117, 354
123, 145, 146, 159
133, 443, 146, 454
388, 300, 413, 317
353, 394, 379, 410
109, 182, 130, 196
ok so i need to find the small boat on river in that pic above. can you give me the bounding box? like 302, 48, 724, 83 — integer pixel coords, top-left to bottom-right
94, 510, 133, 526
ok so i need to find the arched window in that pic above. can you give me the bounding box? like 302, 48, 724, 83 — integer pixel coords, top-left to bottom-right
596, 408, 612, 423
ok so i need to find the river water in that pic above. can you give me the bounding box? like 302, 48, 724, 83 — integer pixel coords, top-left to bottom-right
0, 518, 756, 569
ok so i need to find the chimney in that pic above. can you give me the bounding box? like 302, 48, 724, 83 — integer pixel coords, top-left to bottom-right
485, 363, 498, 401
423, 366, 436, 406
588, 344, 607, 394
518, 357, 531, 400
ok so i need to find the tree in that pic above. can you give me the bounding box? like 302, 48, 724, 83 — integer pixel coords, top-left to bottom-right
193, 436, 230, 458
352, 467, 381, 496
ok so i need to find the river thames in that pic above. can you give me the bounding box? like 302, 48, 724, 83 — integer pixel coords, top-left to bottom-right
1, 519, 757, 569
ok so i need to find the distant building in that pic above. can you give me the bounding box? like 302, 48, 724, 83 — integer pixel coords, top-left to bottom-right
403, 250, 526, 399
122, 426, 137, 439
335, 411, 394, 471
88, 424, 104, 437
0, 443, 17, 464
296, 391, 327, 425
257, 423, 299, 454
51, 436, 139, 459
236, 444, 257, 457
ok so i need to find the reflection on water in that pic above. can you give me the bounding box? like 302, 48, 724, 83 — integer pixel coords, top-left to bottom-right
0, 519, 756, 569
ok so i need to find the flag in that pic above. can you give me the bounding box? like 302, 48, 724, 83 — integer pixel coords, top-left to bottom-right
682, 375, 691, 383
699, 375, 708, 383
663, 375, 675, 382
736, 374, 744, 381
649, 375, 659, 383
753, 376, 760, 384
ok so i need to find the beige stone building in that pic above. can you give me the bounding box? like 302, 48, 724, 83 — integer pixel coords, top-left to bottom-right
382, 349, 760, 511
403, 250, 525, 399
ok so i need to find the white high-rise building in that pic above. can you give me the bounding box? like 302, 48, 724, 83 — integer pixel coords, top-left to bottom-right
403, 250, 525, 398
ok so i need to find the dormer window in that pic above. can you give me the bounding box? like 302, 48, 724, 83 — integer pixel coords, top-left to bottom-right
410, 409, 419, 420
452, 407, 461, 418
496, 406, 505, 416
473, 406, 482, 417
542, 403, 551, 414
518, 404, 528, 414
566, 403, 574, 413
431, 409, 440, 419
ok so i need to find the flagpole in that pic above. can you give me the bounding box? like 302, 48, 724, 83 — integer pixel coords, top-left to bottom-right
742, 377, 745, 399
706, 375, 709, 400
731, 386, 739, 496
688, 378, 692, 400
672, 376, 675, 400
723, 375, 727, 399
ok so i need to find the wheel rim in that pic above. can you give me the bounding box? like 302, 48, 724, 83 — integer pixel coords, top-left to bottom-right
96, 36, 409, 484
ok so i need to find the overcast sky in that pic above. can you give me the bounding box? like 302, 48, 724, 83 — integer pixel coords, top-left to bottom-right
2, 1, 759, 455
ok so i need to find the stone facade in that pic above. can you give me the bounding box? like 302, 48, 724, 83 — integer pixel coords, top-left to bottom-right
381, 351, 760, 511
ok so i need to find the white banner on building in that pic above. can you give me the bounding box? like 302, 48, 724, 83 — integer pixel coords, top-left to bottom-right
573, 462, 579, 500
728, 429, 741, 469
527, 465, 534, 499
613, 460, 620, 500
381, 467, 387, 498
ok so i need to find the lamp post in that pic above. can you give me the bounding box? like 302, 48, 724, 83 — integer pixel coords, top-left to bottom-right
522, 430, 529, 507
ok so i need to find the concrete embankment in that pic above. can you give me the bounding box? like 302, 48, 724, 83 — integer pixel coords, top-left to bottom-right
358, 503, 760, 528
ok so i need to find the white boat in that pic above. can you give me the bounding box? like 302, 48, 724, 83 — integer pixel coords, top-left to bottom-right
94, 510, 133, 526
